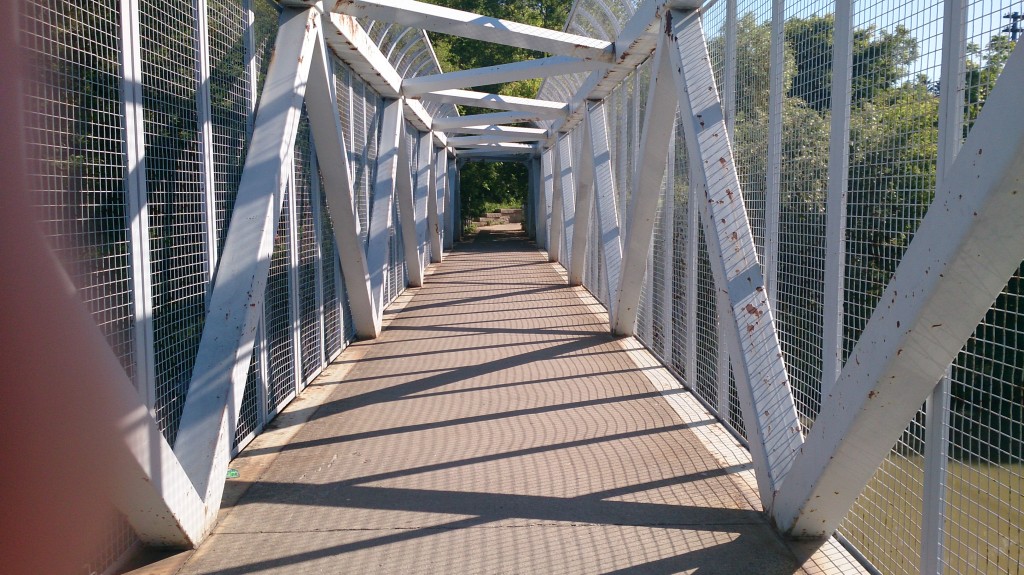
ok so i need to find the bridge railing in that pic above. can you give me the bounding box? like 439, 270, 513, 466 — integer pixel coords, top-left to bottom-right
538, 0, 1023, 573
17, 1, 457, 569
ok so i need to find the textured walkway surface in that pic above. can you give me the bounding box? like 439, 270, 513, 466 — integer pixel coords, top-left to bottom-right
179, 227, 857, 575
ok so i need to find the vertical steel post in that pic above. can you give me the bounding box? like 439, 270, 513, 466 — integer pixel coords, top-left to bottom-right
588, 101, 623, 322
920, 0, 967, 570
724, 0, 737, 138
821, 0, 854, 399
764, 0, 784, 308
661, 132, 674, 361
120, 0, 157, 408
194, 0, 219, 277
557, 133, 576, 273
309, 148, 327, 373
570, 121, 596, 286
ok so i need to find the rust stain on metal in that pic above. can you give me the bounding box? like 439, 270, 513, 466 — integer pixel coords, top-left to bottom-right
744, 303, 762, 318
868, 390, 879, 399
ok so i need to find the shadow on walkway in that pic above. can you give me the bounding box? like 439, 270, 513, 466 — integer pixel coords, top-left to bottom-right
179, 228, 820, 574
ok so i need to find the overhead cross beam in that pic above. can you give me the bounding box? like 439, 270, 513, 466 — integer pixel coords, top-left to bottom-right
433, 111, 551, 130
403, 56, 608, 96
447, 134, 545, 146
326, 0, 613, 62
445, 125, 547, 137
420, 89, 569, 118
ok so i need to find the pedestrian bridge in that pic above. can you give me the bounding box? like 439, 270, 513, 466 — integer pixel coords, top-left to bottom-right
3, 0, 1023, 573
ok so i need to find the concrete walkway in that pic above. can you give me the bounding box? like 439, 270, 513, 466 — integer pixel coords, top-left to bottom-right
178, 227, 861, 574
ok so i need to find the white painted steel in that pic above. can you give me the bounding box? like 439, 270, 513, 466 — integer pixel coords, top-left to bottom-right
323, 14, 440, 139
304, 26, 376, 337
433, 111, 549, 130
569, 112, 596, 286
172, 7, 318, 503
548, 144, 566, 264
421, 89, 568, 118
611, 33, 675, 336
763, 0, 784, 309
119, 0, 157, 410
414, 133, 432, 268
557, 133, 577, 273
668, 8, 802, 504
448, 134, 545, 145
821, 0, 853, 398
444, 155, 455, 249
445, 125, 547, 136
427, 141, 443, 262
588, 101, 623, 327
403, 56, 608, 96
328, 0, 613, 62
542, 148, 560, 262
396, 118, 424, 287
3, 210, 207, 547
195, 0, 219, 279
367, 97, 403, 327
773, 45, 1024, 539
533, 156, 547, 249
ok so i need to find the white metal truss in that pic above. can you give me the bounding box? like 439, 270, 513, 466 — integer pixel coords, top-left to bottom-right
322, 0, 613, 62
588, 101, 624, 323
772, 41, 1024, 540
420, 89, 569, 118
666, 8, 803, 506
447, 134, 545, 146
542, 148, 560, 262
429, 143, 446, 261
403, 56, 609, 96
396, 116, 425, 287
433, 111, 551, 130
556, 133, 577, 273
445, 125, 547, 137
173, 6, 319, 507
611, 31, 675, 336
568, 106, 597, 287
414, 134, 433, 270
367, 97, 404, 326
304, 20, 376, 338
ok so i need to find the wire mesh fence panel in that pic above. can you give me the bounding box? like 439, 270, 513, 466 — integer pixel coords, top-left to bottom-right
140, 0, 209, 444
207, 0, 250, 257
732, 0, 773, 263
944, 271, 1024, 574
670, 122, 691, 382
20, 0, 137, 384
694, 226, 721, 412
937, 7, 1024, 571
319, 167, 343, 359
835, 0, 943, 570
266, 187, 295, 414
774, 0, 835, 429
252, 0, 279, 111
294, 110, 323, 382
841, 412, 928, 574
233, 339, 263, 451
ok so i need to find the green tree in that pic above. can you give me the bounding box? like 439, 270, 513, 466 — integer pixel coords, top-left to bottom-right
784, 15, 918, 111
